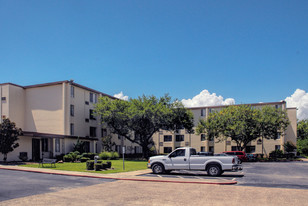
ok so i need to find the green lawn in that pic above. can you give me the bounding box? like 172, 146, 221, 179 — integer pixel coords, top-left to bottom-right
20, 160, 148, 174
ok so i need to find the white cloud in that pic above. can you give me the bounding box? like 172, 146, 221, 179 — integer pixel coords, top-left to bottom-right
181, 90, 235, 107
114, 91, 129, 101
285, 89, 308, 121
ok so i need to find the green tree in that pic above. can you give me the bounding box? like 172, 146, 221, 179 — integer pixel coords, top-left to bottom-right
196, 105, 289, 152
0, 118, 22, 161
283, 141, 297, 153
259, 106, 290, 155
73, 137, 86, 154
95, 95, 194, 158
297, 119, 308, 156
101, 134, 116, 152
297, 119, 308, 140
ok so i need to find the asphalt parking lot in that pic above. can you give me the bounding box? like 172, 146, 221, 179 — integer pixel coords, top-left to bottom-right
143, 161, 308, 190
0, 169, 116, 202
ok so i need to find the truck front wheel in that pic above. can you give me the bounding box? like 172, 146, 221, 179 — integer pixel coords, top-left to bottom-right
152, 163, 165, 174
207, 165, 222, 176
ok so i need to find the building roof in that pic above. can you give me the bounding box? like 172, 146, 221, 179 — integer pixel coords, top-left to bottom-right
0, 80, 117, 99
187, 101, 286, 110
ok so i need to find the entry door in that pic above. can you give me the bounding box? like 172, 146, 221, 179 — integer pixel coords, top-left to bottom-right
168, 149, 189, 170
32, 139, 40, 161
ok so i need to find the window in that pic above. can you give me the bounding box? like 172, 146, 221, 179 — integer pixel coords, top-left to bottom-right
275, 145, 281, 150
135, 146, 142, 154
101, 129, 107, 137
175, 135, 184, 142
71, 86, 74, 98
276, 133, 281, 139
90, 93, 93, 103
70, 105, 74, 116
89, 109, 96, 120
190, 148, 197, 155
231, 146, 238, 151
164, 135, 172, 142
55, 139, 60, 152
90, 127, 97, 137
70, 124, 74, 136
201, 109, 205, 116
90, 93, 98, 103
169, 149, 185, 157
164, 147, 172, 153
201, 134, 206, 141
42, 138, 48, 152
201, 146, 205, 152
209, 146, 214, 153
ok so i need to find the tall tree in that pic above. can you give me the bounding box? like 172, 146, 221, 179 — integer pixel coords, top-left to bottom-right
297, 119, 308, 155
297, 119, 308, 140
0, 119, 22, 161
95, 95, 194, 158
196, 105, 289, 152
258, 106, 289, 155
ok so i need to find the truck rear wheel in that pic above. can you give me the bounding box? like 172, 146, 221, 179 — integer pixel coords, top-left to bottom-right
207, 164, 222, 176
152, 163, 165, 174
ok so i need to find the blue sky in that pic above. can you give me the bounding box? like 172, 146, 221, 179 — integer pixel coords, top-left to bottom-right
0, 1, 307, 118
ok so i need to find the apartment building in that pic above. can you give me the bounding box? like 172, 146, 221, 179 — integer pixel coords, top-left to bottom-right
0, 81, 298, 161
0, 80, 139, 161
152, 101, 297, 156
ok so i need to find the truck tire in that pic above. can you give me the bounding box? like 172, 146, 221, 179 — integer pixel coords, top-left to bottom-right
207, 164, 222, 176
152, 163, 165, 174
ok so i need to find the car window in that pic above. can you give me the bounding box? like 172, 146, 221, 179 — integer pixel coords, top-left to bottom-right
190, 148, 197, 156
226, 152, 234, 155
236, 152, 243, 155
175, 149, 186, 157
169, 149, 186, 157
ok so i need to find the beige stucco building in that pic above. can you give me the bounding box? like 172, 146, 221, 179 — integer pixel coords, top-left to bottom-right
0, 80, 297, 161
152, 101, 297, 157
0, 80, 140, 161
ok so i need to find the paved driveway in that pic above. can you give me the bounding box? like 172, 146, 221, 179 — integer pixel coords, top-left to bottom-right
0, 169, 116, 202
144, 161, 308, 189
236, 161, 308, 189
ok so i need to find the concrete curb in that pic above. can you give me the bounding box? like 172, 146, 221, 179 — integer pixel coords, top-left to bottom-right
0, 166, 238, 185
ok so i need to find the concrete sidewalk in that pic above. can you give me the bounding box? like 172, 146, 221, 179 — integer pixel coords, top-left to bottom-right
0, 164, 237, 185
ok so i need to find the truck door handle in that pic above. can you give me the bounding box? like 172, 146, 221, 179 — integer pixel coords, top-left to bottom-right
184, 158, 187, 161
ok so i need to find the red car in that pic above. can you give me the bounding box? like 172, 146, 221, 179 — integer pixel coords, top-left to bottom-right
223, 151, 247, 163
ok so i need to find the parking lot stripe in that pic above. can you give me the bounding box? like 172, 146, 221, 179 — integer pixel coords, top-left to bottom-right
157, 175, 162, 178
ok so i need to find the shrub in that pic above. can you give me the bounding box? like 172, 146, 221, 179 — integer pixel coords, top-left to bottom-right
269, 150, 284, 159
101, 163, 108, 169
82, 153, 96, 160
111, 152, 119, 160
284, 141, 297, 153
86, 160, 102, 170
106, 161, 112, 168
68, 151, 80, 162
80, 157, 90, 162
94, 163, 101, 171
99, 151, 112, 160
63, 155, 72, 162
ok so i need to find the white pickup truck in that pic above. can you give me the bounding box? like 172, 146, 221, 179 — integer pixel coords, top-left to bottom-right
147, 147, 242, 176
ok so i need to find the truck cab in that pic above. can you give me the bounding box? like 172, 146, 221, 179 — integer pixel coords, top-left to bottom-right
148, 147, 242, 176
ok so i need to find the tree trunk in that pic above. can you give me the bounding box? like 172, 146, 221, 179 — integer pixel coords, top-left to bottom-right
3, 153, 7, 162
